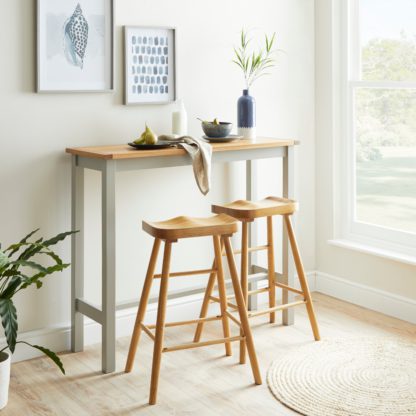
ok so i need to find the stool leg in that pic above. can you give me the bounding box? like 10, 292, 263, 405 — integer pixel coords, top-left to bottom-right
213, 235, 232, 356
193, 261, 217, 343
223, 236, 262, 385
125, 238, 161, 373
149, 241, 172, 405
240, 221, 249, 364
284, 216, 321, 341
267, 217, 276, 324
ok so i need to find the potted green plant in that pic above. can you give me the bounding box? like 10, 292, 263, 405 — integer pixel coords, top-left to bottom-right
0, 229, 75, 409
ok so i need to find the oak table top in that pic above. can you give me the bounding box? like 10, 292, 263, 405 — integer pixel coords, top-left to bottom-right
66, 137, 296, 160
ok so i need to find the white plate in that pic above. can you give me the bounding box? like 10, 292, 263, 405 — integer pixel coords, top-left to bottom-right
202, 134, 242, 143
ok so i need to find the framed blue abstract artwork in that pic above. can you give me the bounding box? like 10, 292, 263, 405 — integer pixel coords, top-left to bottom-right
124, 26, 176, 105
37, 0, 114, 92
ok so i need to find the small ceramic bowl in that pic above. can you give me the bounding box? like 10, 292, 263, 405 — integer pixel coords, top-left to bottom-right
201, 121, 233, 138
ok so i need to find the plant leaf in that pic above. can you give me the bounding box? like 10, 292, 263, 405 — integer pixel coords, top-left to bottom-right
233, 48, 245, 68
16, 341, 65, 374
2, 276, 22, 298
42, 231, 78, 249
232, 59, 244, 69
20, 263, 70, 290
6, 229, 39, 256
0, 298, 18, 353
5, 241, 43, 257
269, 33, 276, 50
17, 231, 76, 262
39, 251, 63, 265
9, 259, 48, 274
17, 238, 44, 261
32, 345, 65, 374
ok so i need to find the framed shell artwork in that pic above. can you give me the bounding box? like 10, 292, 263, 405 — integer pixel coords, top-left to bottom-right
124, 26, 176, 105
37, 0, 114, 92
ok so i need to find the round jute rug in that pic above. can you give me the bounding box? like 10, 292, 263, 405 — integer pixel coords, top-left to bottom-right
267, 338, 416, 416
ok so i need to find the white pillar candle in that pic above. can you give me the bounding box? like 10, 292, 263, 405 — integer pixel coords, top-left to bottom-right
172, 99, 188, 136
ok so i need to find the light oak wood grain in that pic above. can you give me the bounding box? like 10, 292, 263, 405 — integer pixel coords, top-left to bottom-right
240, 221, 249, 364
284, 215, 320, 341
142, 214, 237, 241
193, 240, 225, 344
66, 138, 296, 160
212, 197, 298, 220
223, 236, 262, 385
213, 236, 233, 357
267, 216, 276, 324
4, 294, 416, 416
125, 238, 161, 373
149, 241, 172, 404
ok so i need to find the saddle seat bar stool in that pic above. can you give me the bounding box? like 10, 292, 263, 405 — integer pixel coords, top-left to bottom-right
125, 213, 262, 405
194, 197, 320, 364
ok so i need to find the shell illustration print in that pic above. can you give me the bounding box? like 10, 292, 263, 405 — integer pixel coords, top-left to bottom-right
64, 3, 89, 69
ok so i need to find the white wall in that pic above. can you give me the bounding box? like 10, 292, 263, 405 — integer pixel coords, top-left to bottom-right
0, 0, 315, 341
315, 0, 416, 301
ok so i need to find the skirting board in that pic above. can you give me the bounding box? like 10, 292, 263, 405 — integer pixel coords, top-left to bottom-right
4, 271, 416, 363
315, 271, 416, 325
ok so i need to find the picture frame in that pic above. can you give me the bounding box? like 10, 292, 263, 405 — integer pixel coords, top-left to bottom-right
124, 26, 176, 105
37, 0, 114, 93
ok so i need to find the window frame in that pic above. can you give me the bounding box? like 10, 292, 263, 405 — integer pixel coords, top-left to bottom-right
338, 0, 416, 257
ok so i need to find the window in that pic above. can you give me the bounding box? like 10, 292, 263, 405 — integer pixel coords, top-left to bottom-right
341, 0, 416, 254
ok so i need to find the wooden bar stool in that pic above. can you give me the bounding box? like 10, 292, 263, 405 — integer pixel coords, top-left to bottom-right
195, 197, 320, 364
125, 214, 262, 405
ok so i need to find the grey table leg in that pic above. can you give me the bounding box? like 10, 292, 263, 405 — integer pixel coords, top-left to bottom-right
282, 146, 295, 325
71, 156, 85, 352
102, 160, 117, 373
246, 160, 258, 311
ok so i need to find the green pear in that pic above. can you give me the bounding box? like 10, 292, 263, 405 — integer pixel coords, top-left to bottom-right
144, 124, 158, 145
133, 124, 158, 145
133, 132, 146, 145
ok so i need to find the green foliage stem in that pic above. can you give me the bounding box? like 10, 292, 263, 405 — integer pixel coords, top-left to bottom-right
233, 29, 277, 89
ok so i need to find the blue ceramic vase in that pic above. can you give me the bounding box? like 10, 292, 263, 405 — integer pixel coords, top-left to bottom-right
237, 89, 256, 139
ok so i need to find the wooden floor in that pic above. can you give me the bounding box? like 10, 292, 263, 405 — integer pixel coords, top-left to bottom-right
4, 293, 416, 416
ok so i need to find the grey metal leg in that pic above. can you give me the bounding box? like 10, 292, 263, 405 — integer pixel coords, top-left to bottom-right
102, 160, 117, 373
246, 160, 258, 311
71, 156, 85, 352
282, 146, 295, 325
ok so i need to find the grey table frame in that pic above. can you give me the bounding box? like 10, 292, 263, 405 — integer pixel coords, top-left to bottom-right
71, 143, 295, 373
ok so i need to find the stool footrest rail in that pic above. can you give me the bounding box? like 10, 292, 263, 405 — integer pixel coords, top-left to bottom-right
154, 268, 217, 278
247, 300, 306, 318
209, 295, 238, 310
227, 245, 269, 256
163, 335, 244, 353
274, 282, 304, 295
146, 315, 222, 330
